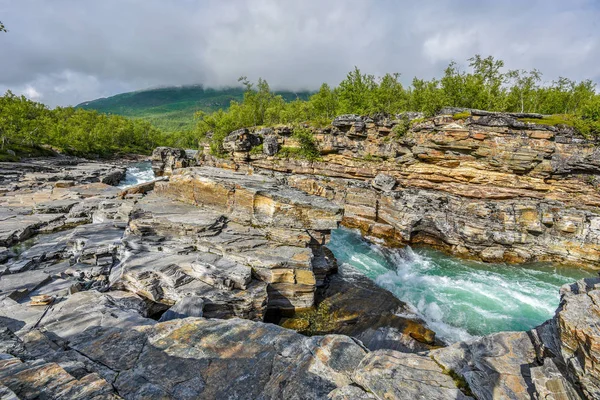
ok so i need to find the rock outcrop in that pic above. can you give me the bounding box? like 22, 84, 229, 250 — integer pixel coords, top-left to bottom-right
184, 112, 600, 269
2, 114, 600, 400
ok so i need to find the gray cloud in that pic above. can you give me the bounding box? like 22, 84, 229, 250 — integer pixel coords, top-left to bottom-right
0, 0, 599, 106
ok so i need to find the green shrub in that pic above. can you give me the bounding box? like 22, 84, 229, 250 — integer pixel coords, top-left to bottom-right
573, 118, 600, 139
277, 146, 302, 159
292, 127, 320, 160
249, 143, 263, 155
392, 116, 411, 138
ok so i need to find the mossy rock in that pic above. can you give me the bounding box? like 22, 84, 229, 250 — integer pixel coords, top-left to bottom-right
452, 111, 471, 120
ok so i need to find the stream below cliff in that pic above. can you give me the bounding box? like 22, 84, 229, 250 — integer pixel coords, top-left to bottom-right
118, 163, 595, 344
328, 227, 595, 343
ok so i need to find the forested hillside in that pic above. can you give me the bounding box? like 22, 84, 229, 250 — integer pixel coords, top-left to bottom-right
77, 85, 312, 132
0, 91, 190, 160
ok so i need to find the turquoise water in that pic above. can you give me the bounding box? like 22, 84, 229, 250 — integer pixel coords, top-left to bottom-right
328, 228, 595, 343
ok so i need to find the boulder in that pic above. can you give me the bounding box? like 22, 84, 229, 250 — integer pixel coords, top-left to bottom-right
371, 173, 396, 191
67, 317, 368, 400
263, 135, 279, 156
432, 331, 538, 400
222, 128, 261, 153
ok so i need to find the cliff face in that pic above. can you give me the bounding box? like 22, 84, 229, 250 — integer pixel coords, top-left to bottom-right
174, 111, 600, 268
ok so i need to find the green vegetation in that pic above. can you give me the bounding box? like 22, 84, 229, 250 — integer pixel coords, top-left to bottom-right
444, 369, 473, 398
392, 116, 411, 138
0, 91, 189, 158
249, 143, 263, 155
78, 85, 312, 133
3, 53, 600, 160
291, 128, 320, 160
452, 111, 471, 120
196, 55, 600, 155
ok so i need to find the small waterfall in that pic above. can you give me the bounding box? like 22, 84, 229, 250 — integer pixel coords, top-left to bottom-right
117, 161, 155, 188
327, 227, 594, 343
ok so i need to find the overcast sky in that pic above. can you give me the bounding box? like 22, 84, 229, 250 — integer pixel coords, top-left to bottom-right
1, 0, 599, 107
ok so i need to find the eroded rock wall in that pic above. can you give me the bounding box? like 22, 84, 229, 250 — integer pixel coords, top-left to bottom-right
175, 112, 600, 268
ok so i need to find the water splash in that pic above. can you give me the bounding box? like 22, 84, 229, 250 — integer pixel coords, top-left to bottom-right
327, 227, 594, 343
118, 161, 155, 188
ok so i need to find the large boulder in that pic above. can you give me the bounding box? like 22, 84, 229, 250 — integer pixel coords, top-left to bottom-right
222, 128, 261, 153
350, 350, 473, 399
67, 317, 367, 399
432, 331, 538, 400
371, 173, 396, 191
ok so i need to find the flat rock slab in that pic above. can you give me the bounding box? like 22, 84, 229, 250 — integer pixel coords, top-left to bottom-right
37, 290, 154, 339
0, 357, 118, 400
0, 269, 52, 301
33, 199, 80, 214
0, 212, 65, 247
68, 317, 367, 400
158, 166, 343, 230
351, 350, 473, 399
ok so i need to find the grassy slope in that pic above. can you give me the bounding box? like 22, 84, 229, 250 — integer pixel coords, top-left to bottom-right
77, 85, 313, 132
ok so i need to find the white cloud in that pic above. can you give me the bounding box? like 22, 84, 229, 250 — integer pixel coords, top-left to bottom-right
23, 85, 42, 101
0, 0, 598, 106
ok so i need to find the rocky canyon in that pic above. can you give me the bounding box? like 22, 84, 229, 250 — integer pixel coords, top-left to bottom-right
1, 109, 600, 399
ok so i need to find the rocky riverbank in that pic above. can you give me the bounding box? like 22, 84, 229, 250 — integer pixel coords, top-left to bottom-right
1, 109, 599, 399
171, 109, 600, 269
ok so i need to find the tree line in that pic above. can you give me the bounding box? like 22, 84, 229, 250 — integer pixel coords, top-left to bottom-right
0, 91, 195, 159
197, 55, 600, 155
1, 54, 599, 159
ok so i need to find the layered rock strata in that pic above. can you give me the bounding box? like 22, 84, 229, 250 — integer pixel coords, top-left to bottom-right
176, 111, 600, 268
2, 136, 600, 399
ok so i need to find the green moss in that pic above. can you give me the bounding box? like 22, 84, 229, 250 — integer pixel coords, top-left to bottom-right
516, 114, 600, 139
281, 302, 337, 335
362, 154, 376, 162
452, 111, 471, 120
444, 369, 473, 397
392, 116, 411, 138
361, 154, 386, 162
249, 143, 263, 155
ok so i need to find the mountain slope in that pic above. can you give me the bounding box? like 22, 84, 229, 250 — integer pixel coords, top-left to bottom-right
77, 85, 312, 132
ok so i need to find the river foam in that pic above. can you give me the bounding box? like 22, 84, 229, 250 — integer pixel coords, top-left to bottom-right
118, 161, 155, 188
327, 227, 593, 343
